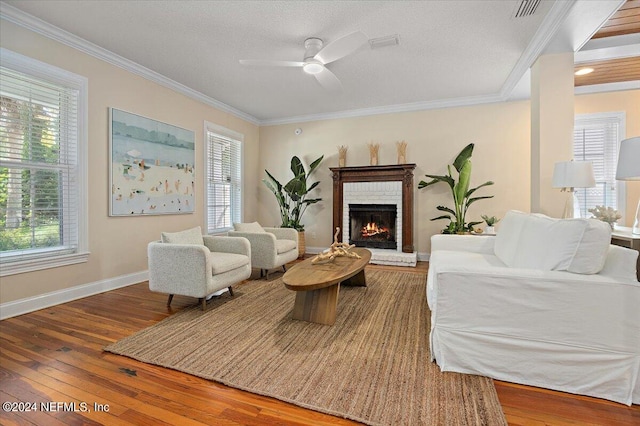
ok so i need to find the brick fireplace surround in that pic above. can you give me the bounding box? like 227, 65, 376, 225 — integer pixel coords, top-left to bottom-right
330, 164, 417, 266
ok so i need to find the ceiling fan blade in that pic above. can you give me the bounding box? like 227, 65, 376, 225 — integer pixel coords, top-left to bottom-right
314, 67, 342, 92
314, 31, 368, 64
239, 59, 304, 67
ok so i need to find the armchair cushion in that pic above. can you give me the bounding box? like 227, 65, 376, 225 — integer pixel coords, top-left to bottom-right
210, 252, 250, 275
233, 222, 265, 233
276, 239, 297, 254
161, 226, 204, 245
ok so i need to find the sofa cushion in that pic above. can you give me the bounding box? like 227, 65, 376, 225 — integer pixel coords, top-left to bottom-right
494, 210, 527, 266
210, 252, 250, 274
161, 226, 203, 245
275, 239, 297, 254
567, 219, 611, 274
494, 210, 611, 274
233, 222, 265, 233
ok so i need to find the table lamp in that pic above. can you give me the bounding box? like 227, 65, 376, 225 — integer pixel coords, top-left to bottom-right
616, 137, 640, 235
552, 160, 596, 218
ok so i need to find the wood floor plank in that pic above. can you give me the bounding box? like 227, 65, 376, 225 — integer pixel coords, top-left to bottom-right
1, 260, 638, 425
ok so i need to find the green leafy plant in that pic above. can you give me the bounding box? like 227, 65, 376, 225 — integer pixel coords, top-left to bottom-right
481, 215, 500, 226
418, 143, 494, 234
263, 155, 324, 231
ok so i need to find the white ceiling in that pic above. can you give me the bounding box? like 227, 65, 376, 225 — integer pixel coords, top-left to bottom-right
0, 0, 625, 124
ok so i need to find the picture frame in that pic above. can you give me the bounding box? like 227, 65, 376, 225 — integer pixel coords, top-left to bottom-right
109, 108, 196, 216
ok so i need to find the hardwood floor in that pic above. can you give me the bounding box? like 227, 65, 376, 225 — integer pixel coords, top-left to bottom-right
1, 261, 638, 425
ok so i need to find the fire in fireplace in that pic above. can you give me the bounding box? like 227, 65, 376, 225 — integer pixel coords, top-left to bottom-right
349, 204, 397, 249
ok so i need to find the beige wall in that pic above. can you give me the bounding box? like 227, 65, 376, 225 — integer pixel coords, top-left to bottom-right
531, 53, 575, 217
2, 19, 638, 307
258, 101, 532, 254
575, 89, 640, 227
0, 21, 259, 304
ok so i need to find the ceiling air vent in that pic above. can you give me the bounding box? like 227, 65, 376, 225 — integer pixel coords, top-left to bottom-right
513, 0, 541, 18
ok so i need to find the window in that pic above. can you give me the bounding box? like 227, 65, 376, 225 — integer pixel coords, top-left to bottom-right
573, 112, 625, 220
205, 123, 242, 234
0, 49, 88, 276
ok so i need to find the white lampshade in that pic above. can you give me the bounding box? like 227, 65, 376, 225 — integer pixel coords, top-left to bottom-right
552, 161, 596, 189
616, 137, 640, 181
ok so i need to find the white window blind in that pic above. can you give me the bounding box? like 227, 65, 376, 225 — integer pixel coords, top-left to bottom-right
573, 113, 625, 220
206, 130, 242, 233
0, 49, 88, 275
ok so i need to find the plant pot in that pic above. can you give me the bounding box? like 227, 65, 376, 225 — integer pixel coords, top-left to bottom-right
484, 226, 496, 235
297, 231, 306, 259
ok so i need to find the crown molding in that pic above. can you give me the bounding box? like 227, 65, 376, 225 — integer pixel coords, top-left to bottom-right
0, 3, 260, 126
259, 93, 505, 126
499, 0, 576, 100
574, 80, 640, 95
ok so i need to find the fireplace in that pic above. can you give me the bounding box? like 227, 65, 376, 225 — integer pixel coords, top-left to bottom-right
330, 164, 416, 254
349, 204, 397, 249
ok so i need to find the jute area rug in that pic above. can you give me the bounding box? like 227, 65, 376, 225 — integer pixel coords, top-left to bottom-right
105, 269, 506, 425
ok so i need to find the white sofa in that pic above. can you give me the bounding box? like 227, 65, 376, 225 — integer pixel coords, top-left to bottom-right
426, 211, 640, 405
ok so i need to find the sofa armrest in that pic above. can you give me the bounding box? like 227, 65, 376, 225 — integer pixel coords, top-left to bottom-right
430, 234, 495, 254
264, 227, 298, 242
599, 245, 639, 282
204, 235, 251, 257
147, 241, 210, 296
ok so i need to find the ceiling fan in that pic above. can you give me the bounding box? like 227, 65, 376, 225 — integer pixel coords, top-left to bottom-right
239, 31, 368, 91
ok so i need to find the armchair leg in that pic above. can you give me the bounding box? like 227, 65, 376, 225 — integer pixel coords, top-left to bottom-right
167, 294, 174, 307
282, 265, 287, 272
200, 297, 207, 311
265, 270, 270, 280
228, 286, 234, 296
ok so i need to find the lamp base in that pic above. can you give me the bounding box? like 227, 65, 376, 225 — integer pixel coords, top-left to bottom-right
633, 198, 640, 235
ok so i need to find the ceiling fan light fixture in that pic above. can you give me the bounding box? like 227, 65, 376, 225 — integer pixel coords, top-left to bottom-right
303, 61, 324, 75
575, 67, 594, 76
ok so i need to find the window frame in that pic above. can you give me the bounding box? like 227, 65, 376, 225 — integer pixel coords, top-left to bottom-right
0, 48, 89, 276
573, 111, 626, 222
204, 122, 243, 234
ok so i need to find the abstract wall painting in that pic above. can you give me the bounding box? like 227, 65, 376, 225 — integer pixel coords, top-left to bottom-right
109, 108, 195, 216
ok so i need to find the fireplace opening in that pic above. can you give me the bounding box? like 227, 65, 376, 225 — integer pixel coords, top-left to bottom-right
349, 204, 397, 249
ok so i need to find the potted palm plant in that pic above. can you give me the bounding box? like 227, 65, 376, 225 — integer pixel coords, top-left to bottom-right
263, 155, 324, 257
418, 143, 494, 234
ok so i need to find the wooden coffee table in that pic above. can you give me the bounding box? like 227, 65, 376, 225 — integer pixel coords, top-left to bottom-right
283, 248, 371, 325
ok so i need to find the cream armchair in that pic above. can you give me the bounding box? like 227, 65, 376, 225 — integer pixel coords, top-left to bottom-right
148, 227, 251, 310
228, 222, 298, 279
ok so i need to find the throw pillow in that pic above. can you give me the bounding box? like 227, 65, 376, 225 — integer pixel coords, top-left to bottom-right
161, 226, 204, 245
567, 219, 611, 274
494, 210, 528, 266
233, 222, 266, 233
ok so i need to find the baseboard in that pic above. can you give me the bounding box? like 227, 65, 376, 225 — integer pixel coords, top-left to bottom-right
0, 270, 148, 320
306, 247, 430, 262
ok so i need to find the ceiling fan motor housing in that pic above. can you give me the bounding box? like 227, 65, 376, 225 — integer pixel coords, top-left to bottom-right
304, 38, 323, 60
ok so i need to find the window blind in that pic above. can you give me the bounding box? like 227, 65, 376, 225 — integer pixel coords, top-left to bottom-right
573, 114, 622, 219
206, 131, 241, 233
0, 66, 80, 262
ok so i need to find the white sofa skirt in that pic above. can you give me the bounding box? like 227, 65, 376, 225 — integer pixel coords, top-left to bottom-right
427, 237, 640, 406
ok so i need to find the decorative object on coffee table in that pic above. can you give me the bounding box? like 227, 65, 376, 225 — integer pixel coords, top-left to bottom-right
368, 142, 379, 165
337, 145, 347, 167
397, 140, 407, 164
312, 227, 362, 264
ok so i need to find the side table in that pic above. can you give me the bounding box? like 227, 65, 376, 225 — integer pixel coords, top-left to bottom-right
611, 226, 640, 281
